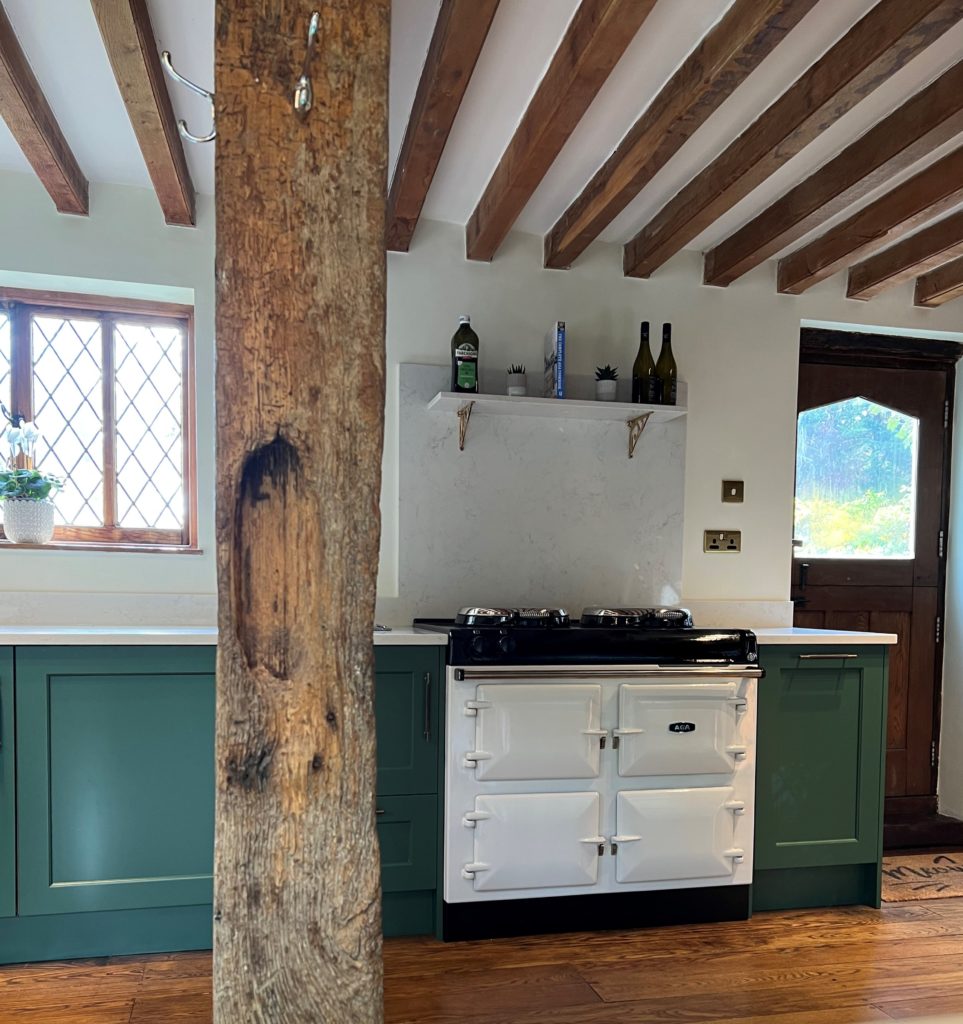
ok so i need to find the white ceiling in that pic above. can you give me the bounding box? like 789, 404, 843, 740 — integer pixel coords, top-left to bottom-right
4, 0, 963, 261
0, 0, 214, 195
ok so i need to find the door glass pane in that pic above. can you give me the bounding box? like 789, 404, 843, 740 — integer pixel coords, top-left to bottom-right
795, 397, 918, 559
0, 313, 10, 417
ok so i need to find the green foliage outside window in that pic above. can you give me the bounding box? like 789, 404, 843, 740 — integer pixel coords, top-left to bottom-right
794, 397, 917, 559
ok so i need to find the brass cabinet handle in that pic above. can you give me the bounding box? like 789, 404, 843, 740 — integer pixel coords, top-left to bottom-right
798, 653, 858, 660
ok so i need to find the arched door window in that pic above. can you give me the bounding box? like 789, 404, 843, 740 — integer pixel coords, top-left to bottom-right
794, 397, 919, 559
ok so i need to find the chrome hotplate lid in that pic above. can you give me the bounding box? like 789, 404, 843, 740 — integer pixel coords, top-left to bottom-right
454, 607, 570, 628
580, 607, 693, 629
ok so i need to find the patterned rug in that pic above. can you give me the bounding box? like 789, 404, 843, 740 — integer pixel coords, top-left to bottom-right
882, 852, 963, 901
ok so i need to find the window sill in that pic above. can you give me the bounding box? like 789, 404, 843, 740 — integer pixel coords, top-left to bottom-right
0, 540, 203, 554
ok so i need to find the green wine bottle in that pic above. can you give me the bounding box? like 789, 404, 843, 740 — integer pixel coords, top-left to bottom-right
631, 321, 661, 404
656, 322, 677, 406
450, 315, 479, 394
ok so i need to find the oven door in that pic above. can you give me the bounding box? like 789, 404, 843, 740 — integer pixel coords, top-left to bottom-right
613, 787, 745, 883
464, 792, 603, 892
616, 682, 747, 777
468, 683, 604, 780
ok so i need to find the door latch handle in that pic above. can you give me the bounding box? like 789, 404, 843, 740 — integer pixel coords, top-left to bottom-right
462, 810, 491, 828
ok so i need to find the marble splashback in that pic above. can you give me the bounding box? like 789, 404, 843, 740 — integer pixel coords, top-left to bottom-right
379, 364, 685, 624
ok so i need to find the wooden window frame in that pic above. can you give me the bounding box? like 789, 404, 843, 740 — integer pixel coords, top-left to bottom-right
0, 287, 198, 551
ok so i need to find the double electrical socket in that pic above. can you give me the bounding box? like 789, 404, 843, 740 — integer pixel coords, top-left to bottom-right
704, 530, 741, 553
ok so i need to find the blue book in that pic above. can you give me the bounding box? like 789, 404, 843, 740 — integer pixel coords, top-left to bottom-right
543, 321, 566, 398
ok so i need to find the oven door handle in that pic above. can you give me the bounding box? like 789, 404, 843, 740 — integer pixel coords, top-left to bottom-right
454, 666, 763, 680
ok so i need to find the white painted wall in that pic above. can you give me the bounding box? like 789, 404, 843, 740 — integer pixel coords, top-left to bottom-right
0, 170, 216, 623
378, 218, 963, 621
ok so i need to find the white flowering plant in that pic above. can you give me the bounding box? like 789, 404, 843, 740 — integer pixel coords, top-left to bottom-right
0, 405, 62, 502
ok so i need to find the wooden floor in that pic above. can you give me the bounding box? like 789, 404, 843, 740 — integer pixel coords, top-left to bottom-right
5, 900, 963, 1023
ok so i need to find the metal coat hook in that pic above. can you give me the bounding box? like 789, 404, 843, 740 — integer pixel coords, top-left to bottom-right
160, 51, 216, 144
294, 11, 321, 118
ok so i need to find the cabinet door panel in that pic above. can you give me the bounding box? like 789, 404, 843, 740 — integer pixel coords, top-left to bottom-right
16, 647, 216, 916
376, 794, 437, 893
755, 647, 886, 871
375, 648, 439, 796
0, 648, 13, 918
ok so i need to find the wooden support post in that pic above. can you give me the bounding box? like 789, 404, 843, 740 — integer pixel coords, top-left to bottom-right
214, 3, 389, 1022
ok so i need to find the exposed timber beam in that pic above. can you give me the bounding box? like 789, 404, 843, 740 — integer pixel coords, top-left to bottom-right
915, 254, 963, 306
466, 0, 657, 263
705, 59, 963, 288
848, 208, 963, 299
214, 2, 388, 1021
91, 0, 195, 226
777, 145, 963, 294
0, 2, 87, 214
386, 0, 499, 252
544, 0, 817, 270
624, 0, 963, 279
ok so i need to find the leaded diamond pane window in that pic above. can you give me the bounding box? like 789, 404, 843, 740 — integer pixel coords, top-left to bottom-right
1, 293, 195, 548
0, 314, 10, 418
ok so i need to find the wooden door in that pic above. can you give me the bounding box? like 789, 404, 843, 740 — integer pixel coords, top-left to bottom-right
792, 345, 953, 815
0, 647, 13, 919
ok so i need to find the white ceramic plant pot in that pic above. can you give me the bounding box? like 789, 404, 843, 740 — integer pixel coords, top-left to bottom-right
595, 379, 617, 402
507, 373, 527, 397
2, 498, 55, 544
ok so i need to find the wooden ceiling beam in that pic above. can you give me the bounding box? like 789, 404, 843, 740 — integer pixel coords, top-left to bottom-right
544, 0, 817, 271
624, 0, 963, 280
0, 3, 87, 214
847, 208, 963, 300
91, 0, 195, 227
915, 254, 963, 306
705, 59, 963, 288
466, 0, 657, 263
386, 0, 500, 252
777, 146, 963, 294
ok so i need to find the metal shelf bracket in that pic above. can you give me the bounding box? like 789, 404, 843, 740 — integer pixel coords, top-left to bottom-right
627, 412, 652, 458
457, 401, 475, 451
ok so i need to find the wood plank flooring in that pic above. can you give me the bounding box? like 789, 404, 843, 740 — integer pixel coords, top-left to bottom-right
5, 899, 963, 1022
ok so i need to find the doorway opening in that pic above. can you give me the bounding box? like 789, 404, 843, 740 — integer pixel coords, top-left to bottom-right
793, 327, 963, 848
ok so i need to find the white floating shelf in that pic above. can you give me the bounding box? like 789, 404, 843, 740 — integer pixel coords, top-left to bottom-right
427, 391, 686, 458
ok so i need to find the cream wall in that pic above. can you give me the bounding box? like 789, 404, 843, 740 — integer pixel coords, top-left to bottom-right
379, 218, 963, 619
0, 170, 216, 622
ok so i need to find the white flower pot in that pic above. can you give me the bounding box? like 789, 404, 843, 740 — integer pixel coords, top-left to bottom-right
2, 498, 55, 544
595, 379, 618, 402
507, 372, 527, 397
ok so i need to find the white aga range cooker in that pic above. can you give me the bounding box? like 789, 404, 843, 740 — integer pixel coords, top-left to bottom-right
414, 607, 762, 940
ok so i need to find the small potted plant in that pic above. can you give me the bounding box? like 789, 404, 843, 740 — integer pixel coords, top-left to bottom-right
595, 364, 619, 402
507, 363, 527, 397
1, 413, 62, 545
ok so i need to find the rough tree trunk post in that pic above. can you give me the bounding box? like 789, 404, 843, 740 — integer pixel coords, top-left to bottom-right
213, 3, 389, 1021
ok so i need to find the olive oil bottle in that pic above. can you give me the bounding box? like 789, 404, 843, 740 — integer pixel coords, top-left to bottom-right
450, 315, 479, 393
631, 321, 661, 404
655, 322, 677, 406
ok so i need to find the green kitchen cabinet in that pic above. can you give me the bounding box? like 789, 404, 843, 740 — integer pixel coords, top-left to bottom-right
374, 645, 443, 938
0, 648, 13, 919
753, 645, 888, 912
375, 646, 440, 796
15, 646, 216, 916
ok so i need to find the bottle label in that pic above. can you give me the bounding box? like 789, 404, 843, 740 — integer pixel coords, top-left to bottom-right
457, 361, 477, 389
454, 343, 477, 359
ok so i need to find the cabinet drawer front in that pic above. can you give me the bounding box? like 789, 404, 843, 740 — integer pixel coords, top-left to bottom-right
376, 795, 437, 893
16, 647, 216, 916
754, 648, 886, 871
375, 649, 440, 796
0, 649, 13, 919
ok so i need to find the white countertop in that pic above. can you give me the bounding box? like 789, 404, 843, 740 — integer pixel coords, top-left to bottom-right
0, 625, 448, 646
0, 625, 891, 647
751, 627, 897, 646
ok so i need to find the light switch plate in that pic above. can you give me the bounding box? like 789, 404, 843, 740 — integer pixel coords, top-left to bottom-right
722, 480, 744, 503
704, 530, 741, 553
